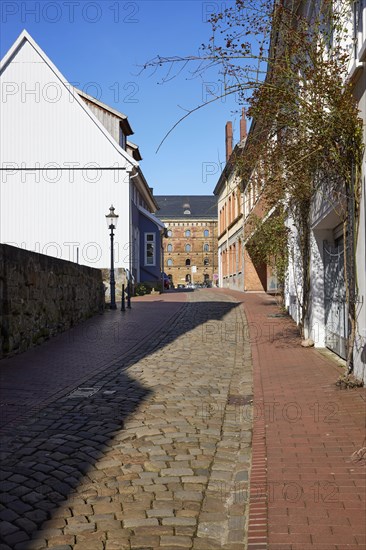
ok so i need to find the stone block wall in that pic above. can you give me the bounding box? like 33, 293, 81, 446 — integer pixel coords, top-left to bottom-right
0, 244, 104, 358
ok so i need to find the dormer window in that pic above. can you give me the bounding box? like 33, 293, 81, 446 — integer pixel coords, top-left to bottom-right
183, 202, 191, 215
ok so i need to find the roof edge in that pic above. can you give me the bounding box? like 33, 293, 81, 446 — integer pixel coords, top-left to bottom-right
76, 88, 134, 136
0, 30, 138, 168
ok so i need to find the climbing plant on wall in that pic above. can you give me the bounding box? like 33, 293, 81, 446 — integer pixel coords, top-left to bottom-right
143, 0, 364, 373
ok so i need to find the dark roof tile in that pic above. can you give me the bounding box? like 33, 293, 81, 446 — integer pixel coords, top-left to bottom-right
155, 195, 217, 219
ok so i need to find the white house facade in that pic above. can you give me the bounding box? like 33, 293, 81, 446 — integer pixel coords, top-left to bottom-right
284, 1, 366, 383
0, 31, 163, 286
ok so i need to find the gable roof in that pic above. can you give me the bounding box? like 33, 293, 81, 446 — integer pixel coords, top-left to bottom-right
0, 30, 138, 168
155, 196, 218, 219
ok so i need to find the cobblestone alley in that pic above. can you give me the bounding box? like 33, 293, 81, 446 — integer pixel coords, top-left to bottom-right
0, 290, 253, 550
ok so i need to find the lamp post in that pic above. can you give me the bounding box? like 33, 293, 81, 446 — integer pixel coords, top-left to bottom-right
105, 205, 119, 310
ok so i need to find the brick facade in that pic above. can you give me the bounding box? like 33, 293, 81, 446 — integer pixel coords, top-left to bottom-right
161, 219, 218, 287
214, 112, 273, 293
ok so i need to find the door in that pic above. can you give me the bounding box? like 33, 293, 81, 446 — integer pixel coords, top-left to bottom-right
323, 238, 348, 359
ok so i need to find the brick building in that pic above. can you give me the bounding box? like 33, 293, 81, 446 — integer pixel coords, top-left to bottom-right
214, 110, 270, 292
155, 196, 218, 287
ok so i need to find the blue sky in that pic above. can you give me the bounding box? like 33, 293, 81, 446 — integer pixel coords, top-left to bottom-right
0, 0, 245, 196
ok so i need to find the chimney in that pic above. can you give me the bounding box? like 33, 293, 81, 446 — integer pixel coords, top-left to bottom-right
240, 108, 247, 142
225, 121, 233, 162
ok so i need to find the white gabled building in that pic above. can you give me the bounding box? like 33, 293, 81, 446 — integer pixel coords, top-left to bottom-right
0, 30, 164, 286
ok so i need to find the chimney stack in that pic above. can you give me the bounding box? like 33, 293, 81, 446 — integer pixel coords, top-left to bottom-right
240, 108, 247, 142
225, 121, 233, 162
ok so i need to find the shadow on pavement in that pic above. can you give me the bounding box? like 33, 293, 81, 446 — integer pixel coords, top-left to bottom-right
0, 298, 240, 549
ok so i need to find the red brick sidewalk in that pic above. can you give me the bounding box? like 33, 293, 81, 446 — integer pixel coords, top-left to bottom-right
219, 289, 366, 550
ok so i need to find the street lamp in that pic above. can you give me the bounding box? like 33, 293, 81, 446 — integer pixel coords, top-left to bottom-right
105, 205, 119, 310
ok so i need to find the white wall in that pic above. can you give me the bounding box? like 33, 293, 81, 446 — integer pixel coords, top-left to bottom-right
0, 36, 135, 269
285, 216, 302, 325
354, 171, 366, 383
352, 59, 366, 382
0, 170, 131, 269
0, 40, 131, 168
307, 228, 333, 347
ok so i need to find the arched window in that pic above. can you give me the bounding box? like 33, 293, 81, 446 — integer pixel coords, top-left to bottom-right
204, 257, 209, 266
185, 229, 191, 237
167, 259, 173, 267
185, 244, 191, 252
185, 258, 191, 266
203, 243, 209, 252
167, 229, 173, 237
204, 229, 209, 237
167, 244, 173, 252
185, 274, 191, 282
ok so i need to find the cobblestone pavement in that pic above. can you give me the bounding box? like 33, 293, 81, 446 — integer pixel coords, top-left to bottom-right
0, 296, 185, 430
0, 290, 253, 550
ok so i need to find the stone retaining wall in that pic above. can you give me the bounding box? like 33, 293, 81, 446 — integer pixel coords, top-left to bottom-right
0, 244, 104, 358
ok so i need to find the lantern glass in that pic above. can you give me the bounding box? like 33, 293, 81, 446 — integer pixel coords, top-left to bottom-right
106, 205, 119, 229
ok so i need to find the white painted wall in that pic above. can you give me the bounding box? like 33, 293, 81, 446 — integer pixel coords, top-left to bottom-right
307, 228, 334, 347
284, 1, 366, 382
285, 216, 302, 326
354, 170, 366, 383
0, 171, 131, 269
0, 39, 132, 168
0, 33, 136, 269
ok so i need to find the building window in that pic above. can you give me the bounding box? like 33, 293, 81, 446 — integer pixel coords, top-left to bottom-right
203, 243, 209, 252
204, 257, 209, 266
183, 202, 191, 215
145, 233, 155, 266
167, 229, 173, 237
185, 244, 191, 252
185, 229, 191, 237
119, 126, 126, 149
167, 258, 173, 267
186, 258, 191, 266
204, 229, 209, 237
185, 274, 191, 282
167, 244, 173, 252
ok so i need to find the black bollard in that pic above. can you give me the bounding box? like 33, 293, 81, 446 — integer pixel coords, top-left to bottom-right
127, 281, 131, 309
121, 284, 126, 312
